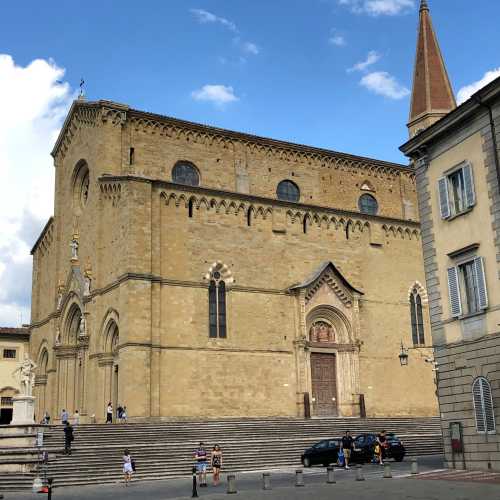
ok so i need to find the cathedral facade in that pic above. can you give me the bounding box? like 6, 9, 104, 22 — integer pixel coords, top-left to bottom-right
28, 99, 438, 422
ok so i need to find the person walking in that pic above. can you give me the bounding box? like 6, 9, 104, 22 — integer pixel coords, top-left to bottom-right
106, 402, 113, 423
123, 449, 134, 486
73, 410, 80, 426
42, 411, 50, 425
211, 444, 222, 486
63, 421, 74, 455
194, 442, 208, 487
341, 431, 354, 470
376, 430, 387, 465
122, 406, 128, 424
117, 404, 123, 423
61, 409, 69, 425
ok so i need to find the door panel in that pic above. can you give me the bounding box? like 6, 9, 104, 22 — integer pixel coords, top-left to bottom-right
311, 353, 338, 416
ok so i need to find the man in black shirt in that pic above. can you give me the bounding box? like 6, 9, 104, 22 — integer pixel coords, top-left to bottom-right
341, 431, 354, 469
63, 422, 74, 455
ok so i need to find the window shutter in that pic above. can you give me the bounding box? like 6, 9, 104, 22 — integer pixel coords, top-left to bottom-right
473, 379, 486, 433
462, 163, 476, 208
482, 378, 496, 433
447, 267, 462, 317
438, 177, 451, 219
410, 294, 418, 345
473, 257, 488, 309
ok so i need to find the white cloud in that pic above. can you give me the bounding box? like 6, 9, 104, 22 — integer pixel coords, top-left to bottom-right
329, 35, 346, 47
339, 0, 415, 16
360, 71, 410, 99
190, 8, 238, 33
348, 50, 381, 72
242, 42, 260, 55
457, 68, 500, 104
191, 84, 239, 106
0, 54, 74, 326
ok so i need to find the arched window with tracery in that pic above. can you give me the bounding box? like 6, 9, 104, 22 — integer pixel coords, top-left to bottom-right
206, 262, 233, 339
410, 288, 425, 346
473, 377, 496, 434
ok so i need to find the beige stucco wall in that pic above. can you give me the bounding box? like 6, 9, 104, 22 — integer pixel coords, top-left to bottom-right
0, 337, 29, 394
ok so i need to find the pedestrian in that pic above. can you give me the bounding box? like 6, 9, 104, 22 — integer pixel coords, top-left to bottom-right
122, 406, 128, 423
63, 421, 74, 455
376, 430, 387, 465
341, 431, 354, 470
73, 410, 80, 426
106, 402, 113, 423
61, 409, 69, 424
117, 404, 123, 423
194, 442, 208, 487
211, 444, 222, 486
42, 411, 50, 425
123, 448, 134, 486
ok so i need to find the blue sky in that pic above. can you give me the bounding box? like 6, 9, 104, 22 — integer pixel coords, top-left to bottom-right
0, 0, 499, 325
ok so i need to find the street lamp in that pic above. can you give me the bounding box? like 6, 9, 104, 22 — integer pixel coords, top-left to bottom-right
398, 341, 409, 366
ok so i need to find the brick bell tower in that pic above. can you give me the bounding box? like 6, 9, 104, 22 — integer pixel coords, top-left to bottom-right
408, 0, 456, 137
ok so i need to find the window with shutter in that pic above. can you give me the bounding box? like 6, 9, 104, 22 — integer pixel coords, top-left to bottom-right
473, 257, 488, 310
409, 288, 425, 345
472, 377, 496, 434
208, 266, 229, 338
462, 163, 476, 208
447, 267, 462, 317
438, 177, 451, 219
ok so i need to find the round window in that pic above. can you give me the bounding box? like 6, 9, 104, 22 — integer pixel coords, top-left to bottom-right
276, 180, 300, 203
172, 162, 200, 186
359, 194, 378, 215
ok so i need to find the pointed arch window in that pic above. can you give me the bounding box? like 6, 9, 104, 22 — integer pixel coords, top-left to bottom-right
473, 377, 496, 434
209, 271, 227, 338
410, 288, 425, 346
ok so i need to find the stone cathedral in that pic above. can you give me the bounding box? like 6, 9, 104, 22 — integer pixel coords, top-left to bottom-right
28, 5, 443, 422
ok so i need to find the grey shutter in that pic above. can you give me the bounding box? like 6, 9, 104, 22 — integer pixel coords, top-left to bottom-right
462, 163, 476, 208
438, 177, 451, 219
447, 267, 462, 317
473, 379, 486, 433
482, 379, 496, 433
474, 257, 488, 309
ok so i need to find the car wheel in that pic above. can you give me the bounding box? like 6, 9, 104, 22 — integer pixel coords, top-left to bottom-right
303, 457, 311, 468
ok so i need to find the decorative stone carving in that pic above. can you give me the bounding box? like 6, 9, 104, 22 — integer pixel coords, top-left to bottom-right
56, 280, 65, 309
12, 354, 37, 397
55, 326, 61, 346
309, 321, 336, 343
84, 259, 93, 296
79, 317, 86, 338
70, 234, 79, 261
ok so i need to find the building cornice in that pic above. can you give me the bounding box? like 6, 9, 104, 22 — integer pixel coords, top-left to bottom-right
30, 217, 54, 255
99, 174, 421, 228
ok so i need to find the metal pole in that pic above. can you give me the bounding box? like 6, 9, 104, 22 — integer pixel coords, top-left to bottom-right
326, 466, 336, 484
191, 467, 198, 498
47, 478, 53, 500
411, 458, 418, 475
262, 473, 271, 490
295, 469, 305, 487
227, 474, 237, 494
355, 465, 365, 481
383, 463, 392, 478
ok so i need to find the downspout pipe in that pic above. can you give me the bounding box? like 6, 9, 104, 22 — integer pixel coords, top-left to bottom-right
473, 95, 500, 194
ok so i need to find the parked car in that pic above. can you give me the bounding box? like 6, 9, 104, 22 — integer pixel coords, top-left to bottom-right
301, 433, 405, 467
301, 438, 341, 467
352, 433, 406, 463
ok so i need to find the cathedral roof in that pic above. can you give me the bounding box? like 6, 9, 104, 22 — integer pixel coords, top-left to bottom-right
408, 0, 456, 132
0, 327, 30, 339
52, 100, 410, 173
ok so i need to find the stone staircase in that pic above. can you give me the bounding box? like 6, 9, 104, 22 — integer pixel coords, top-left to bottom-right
0, 417, 443, 491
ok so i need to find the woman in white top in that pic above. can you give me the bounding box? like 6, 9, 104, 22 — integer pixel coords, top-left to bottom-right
123, 449, 133, 486
73, 410, 80, 426
106, 402, 113, 424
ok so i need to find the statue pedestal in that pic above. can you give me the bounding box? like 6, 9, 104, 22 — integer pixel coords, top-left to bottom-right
10, 396, 35, 425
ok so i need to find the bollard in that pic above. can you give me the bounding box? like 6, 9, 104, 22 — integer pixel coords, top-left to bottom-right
262, 473, 272, 490
227, 474, 237, 494
326, 466, 336, 484
191, 466, 198, 498
411, 458, 419, 475
47, 477, 54, 500
355, 465, 365, 481
295, 469, 305, 487
383, 463, 392, 478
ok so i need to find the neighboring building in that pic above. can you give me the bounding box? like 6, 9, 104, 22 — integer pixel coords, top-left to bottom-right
0, 327, 30, 424
401, 0, 500, 471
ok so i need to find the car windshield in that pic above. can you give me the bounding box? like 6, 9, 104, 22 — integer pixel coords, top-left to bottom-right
313, 441, 328, 449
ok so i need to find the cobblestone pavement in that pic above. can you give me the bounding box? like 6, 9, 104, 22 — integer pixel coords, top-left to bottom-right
413, 469, 500, 484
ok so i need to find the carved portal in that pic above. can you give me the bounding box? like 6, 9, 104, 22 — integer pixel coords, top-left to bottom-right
309, 320, 335, 343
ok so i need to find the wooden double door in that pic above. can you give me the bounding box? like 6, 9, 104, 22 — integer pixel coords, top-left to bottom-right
311, 353, 338, 416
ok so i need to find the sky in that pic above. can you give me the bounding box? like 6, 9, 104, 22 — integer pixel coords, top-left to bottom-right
1, 0, 499, 326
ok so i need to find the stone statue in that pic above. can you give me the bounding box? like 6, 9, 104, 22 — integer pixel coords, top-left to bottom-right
12, 354, 37, 397
70, 237, 79, 261
79, 317, 86, 338
55, 326, 61, 346
56, 281, 65, 309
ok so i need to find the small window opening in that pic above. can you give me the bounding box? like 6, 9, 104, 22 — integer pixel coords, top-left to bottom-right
129, 147, 135, 165
303, 217, 308, 234
188, 199, 194, 218
247, 209, 252, 227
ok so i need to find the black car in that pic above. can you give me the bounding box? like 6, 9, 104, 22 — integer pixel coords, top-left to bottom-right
301, 433, 405, 467
301, 438, 341, 467
352, 433, 406, 463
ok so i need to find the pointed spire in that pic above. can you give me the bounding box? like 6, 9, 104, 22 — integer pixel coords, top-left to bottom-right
408, 0, 456, 136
